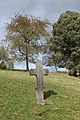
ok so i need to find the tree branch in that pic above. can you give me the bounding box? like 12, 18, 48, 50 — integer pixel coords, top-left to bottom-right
18, 47, 25, 55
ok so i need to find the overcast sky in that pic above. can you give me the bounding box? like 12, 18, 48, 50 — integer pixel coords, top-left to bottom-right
0, 0, 80, 40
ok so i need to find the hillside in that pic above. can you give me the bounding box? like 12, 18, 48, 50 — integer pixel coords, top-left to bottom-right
0, 70, 80, 120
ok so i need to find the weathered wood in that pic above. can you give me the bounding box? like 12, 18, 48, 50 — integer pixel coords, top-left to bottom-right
30, 61, 49, 104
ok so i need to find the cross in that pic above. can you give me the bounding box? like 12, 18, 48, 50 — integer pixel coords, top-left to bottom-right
30, 61, 49, 104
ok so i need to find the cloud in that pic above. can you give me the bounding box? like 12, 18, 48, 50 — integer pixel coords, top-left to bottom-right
0, 0, 80, 40
0, 0, 80, 21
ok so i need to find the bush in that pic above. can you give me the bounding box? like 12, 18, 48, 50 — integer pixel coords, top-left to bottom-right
0, 61, 7, 70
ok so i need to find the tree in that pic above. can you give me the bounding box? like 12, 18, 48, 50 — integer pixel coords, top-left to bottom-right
6, 14, 50, 70
0, 45, 14, 69
66, 60, 75, 75
43, 38, 62, 71
0, 46, 8, 61
76, 63, 80, 76
50, 11, 80, 74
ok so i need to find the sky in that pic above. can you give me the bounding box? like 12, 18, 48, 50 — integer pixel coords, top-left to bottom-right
0, 0, 80, 40
0, 0, 80, 70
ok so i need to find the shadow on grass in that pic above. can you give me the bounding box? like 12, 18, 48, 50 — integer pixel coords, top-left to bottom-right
44, 90, 57, 99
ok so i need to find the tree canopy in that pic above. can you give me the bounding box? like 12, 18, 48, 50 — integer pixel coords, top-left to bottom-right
6, 14, 50, 70
45, 11, 80, 74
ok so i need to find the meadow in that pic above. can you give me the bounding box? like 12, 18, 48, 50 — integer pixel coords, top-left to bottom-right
0, 70, 80, 120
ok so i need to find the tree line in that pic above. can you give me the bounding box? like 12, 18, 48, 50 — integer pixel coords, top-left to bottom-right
0, 11, 80, 76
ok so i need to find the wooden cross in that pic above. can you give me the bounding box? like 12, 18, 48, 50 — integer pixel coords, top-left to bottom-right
30, 61, 49, 104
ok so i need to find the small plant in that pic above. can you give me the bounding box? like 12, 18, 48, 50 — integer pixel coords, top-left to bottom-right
0, 61, 7, 69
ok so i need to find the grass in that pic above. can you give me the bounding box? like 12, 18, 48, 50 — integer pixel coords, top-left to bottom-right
0, 70, 80, 120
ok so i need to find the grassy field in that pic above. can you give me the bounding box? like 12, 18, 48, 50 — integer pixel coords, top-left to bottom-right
0, 70, 80, 120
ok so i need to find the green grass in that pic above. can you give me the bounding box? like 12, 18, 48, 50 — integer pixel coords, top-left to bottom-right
0, 70, 80, 120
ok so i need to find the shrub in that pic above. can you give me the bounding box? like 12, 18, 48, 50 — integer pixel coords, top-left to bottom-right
0, 61, 7, 70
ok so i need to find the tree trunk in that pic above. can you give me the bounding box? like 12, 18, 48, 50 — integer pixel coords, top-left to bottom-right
26, 54, 29, 71
54, 63, 58, 72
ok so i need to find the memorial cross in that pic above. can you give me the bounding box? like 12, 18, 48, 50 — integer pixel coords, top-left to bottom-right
30, 61, 49, 104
